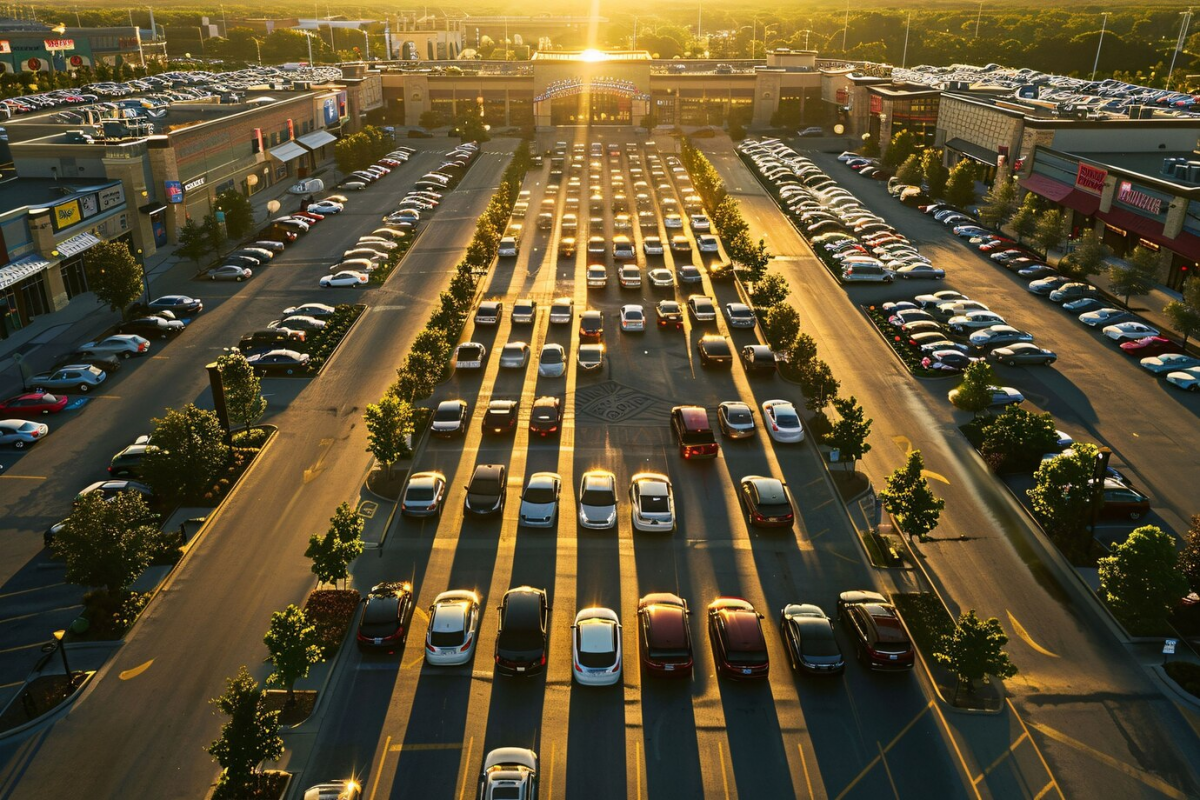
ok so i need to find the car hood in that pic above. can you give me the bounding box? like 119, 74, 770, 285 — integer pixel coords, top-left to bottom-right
519, 500, 557, 520
580, 503, 617, 525
466, 492, 501, 509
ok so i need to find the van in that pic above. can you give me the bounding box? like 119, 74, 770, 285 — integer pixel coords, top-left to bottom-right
289, 178, 325, 195
671, 405, 718, 459
841, 263, 895, 284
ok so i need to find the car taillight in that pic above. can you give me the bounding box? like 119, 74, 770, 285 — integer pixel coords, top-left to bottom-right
753, 512, 764, 522
138, 343, 148, 351
426, 641, 436, 652
460, 634, 472, 652
683, 449, 691, 459
574, 661, 582, 672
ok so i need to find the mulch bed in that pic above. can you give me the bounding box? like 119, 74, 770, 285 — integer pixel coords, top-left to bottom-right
0, 673, 87, 734
862, 305, 943, 378
214, 771, 290, 800
367, 467, 407, 500
304, 589, 361, 658
263, 690, 317, 727
829, 468, 870, 502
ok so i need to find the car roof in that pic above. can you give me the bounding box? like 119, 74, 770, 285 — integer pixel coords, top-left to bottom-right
717, 607, 764, 651
644, 602, 689, 647
472, 464, 504, 481
675, 406, 709, 429
747, 477, 787, 503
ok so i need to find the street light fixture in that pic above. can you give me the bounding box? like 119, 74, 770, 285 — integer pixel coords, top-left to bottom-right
52, 630, 72, 696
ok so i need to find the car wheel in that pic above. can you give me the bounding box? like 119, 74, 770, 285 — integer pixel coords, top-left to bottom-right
1047, 359, 1057, 365
1129, 511, 1143, 520
14, 440, 24, 449
1006, 360, 1017, 367
236, 276, 244, 282
78, 384, 90, 393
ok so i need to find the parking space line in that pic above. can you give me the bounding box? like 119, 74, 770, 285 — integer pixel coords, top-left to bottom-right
1006, 611, 1059, 658
0, 474, 47, 480
717, 740, 732, 800
798, 743, 815, 799
0, 582, 65, 600
368, 734, 391, 800
1006, 699, 1063, 800
1027, 719, 1181, 799
876, 741, 900, 798
0, 604, 82, 625
456, 736, 474, 800
0, 641, 50, 655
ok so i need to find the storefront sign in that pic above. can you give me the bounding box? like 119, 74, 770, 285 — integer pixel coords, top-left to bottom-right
869, 94, 882, 114
287, 118, 294, 140
183, 176, 205, 192
1075, 163, 1107, 194
322, 97, 339, 127
51, 199, 81, 231
1117, 181, 1163, 215
98, 184, 124, 210
0, 41, 10, 54
164, 180, 183, 203
43, 39, 74, 51
79, 193, 98, 218
835, 88, 848, 105
1138, 238, 1160, 251
1105, 224, 1128, 237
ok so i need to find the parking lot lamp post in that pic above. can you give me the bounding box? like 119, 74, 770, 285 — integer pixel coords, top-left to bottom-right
1091, 12, 1111, 82
52, 630, 71, 695
136, 247, 149, 304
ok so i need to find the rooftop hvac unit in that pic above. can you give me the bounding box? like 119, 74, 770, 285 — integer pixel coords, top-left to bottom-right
1174, 163, 1189, 180
1187, 162, 1200, 182
1163, 157, 1183, 176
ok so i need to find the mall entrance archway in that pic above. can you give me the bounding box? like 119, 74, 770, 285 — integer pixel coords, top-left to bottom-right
537, 77, 647, 126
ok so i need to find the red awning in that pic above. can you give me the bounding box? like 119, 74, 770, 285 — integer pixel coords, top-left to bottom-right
1168, 233, 1200, 262
1021, 174, 1100, 215
1098, 207, 1166, 239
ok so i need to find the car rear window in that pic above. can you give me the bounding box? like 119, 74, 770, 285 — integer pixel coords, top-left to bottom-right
640, 492, 669, 512
406, 485, 435, 501
727, 649, 768, 666
581, 486, 615, 506
434, 405, 461, 422
364, 597, 398, 624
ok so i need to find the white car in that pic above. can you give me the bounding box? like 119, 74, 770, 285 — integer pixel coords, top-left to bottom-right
1166, 366, 1200, 392
206, 264, 252, 281
630, 472, 675, 532
479, 749, 538, 798
1103, 322, 1159, 342
498, 236, 519, 257
549, 297, 574, 324
643, 236, 664, 255
619, 264, 642, 288
577, 343, 604, 371
454, 342, 487, 369
578, 470, 617, 529
355, 237, 398, 251
586, 264, 607, 288
697, 234, 720, 253
690, 214, 711, 232
282, 302, 335, 318
518, 471, 561, 528
319, 270, 368, 288
571, 607, 622, 686
307, 201, 344, 214
425, 590, 482, 665
1078, 307, 1130, 327
538, 344, 566, 377
948, 310, 1005, 333
664, 213, 683, 229
620, 304, 645, 332
78, 334, 149, 358
1140, 353, 1200, 375
762, 400, 805, 443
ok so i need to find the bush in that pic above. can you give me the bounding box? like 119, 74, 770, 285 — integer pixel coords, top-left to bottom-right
302, 589, 361, 657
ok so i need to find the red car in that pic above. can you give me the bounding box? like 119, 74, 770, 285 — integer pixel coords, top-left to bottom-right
637, 593, 693, 677
357, 581, 414, 651
671, 405, 718, 459
707, 598, 769, 680
837, 590, 914, 671
293, 211, 324, 223
1119, 335, 1181, 358
0, 392, 69, 416
978, 238, 1019, 253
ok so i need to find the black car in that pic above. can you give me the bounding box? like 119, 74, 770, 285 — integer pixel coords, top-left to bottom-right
483, 400, 520, 435
740, 345, 777, 374
529, 396, 563, 437
108, 437, 161, 478
117, 316, 184, 339
739, 476, 795, 527
224, 254, 263, 268
780, 604, 845, 674
356, 582, 414, 651
247, 349, 310, 375
53, 351, 121, 375
147, 295, 203, 315
465, 463, 507, 515
697, 335, 733, 367
238, 328, 304, 354
495, 586, 550, 676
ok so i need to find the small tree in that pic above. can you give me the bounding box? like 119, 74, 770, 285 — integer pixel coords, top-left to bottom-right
84, 240, 144, 316
1098, 525, 1190, 632
882, 129, 919, 168
762, 303, 802, 352
1060, 229, 1108, 280
207, 666, 284, 798
1163, 277, 1200, 347
895, 153, 925, 187
922, 148, 948, 199
1027, 443, 1098, 558
202, 213, 226, 251
749, 272, 790, 307
797, 358, 839, 412
879, 449, 945, 541
979, 405, 1060, 473
826, 395, 872, 471
51, 491, 159, 597
944, 160, 977, 208
977, 178, 1016, 230
394, 351, 442, 402
177, 218, 212, 265
263, 605, 323, 706
364, 395, 413, 475
950, 361, 998, 415
409, 327, 452, 362
712, 195, 747, 239
306, 503, 364, 589
214, 190, 255, 240
1033, 209, 1065, 256
1109, 246, 1159, 307
934, 610, 1018, 692
1009, 202, 1038, 244
788, 332, 818, 367
734, 236, 771, 283
141, 404, 230, 499
329, 501, 365, 547
217, 351, 268, 432
1180, 515, 1200, 595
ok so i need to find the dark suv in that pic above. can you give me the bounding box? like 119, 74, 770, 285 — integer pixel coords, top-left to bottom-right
637, 593, 693, 677
707, 597, 769, 680
465, 463, 507, 516
837, 590, 914, 671
237, 328, 303, 354
495, 586, 549, 676
671, 405, 718, 459
357, 581, 415, 651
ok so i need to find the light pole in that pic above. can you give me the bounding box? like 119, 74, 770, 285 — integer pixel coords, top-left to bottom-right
253, 37, 262, 66
1091, 12, 1111, 82
1167, 9, 1194, 91
974, 0, 983, 39
902, 12, 912, 68
52, 630, 72, 695
843, 0, 850, 51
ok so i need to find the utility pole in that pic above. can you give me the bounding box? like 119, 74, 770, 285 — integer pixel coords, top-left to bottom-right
1091, 11, 1111, 82
902, 12, 911, 68
1167, 8, 1194, 91
307, 29, 314, 65
974, 0, 983, 39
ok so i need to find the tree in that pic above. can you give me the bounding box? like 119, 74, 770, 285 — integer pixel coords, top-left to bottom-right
1060, 229, 1109, 280
977, 178, 1017, 230
1034, 209, 1065, 256
749, 272, 789, 308
950, 361, 998, 415
329, 501, 365, 547
206, 666, 283, 798
879, 450, 945, 541
1109, 246, 1159, 307
944, 160, 977, 209
1009, 202, 1038, 244
394, 350, 442, 402
797, 358, 839, 412
1099, 525, 1190, 632
217, 351, 267, 432
452, 112, 490, 143
882, 129, 920, 169
304, 503, 363, 588
762, 303, 802, 352
895, 154, 924, 187
50, 491, 159, 597
364, 395, 413, 474
922, 149, 948, 199
141, 404, 230, 498
214, 190, 254, 240
263, 605, 323, 706
730, 234, 771, 283
788, 332, 818, 367
826, 395, 872, 471
712, 195, 747, 239
1163, 278, 1200, 347
1027, 443, 1098, 558
202, 213, 225, 252
934, 610, 1018, 691
1180, 515, 1200, 595
177, 218, 212, 264
979, 405, 1060, 473
84, 240, 144, 316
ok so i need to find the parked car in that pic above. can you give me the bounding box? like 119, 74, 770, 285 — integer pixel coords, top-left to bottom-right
571, 607, 623, 686
741, 345, 777, 375
52, 351, 121, 375
425, 590, 482, 665
528, 396, 563, 437
400, 471, 446, 518
206, 264, 252, 281
724, 303, 756, 329
738, 475, 795, 528
987, 343, 1057, 366
1120, 335, 1180, 358
577, 470, 617, 530
477, 748, 539, 798
0, 419, 48, 449
77, 335, 149, 359
464, 463, 507, 516
1140, 353, 1200, 375
148, 295, 203, 315
1100, 478, 1151, 520
630, 472, 675, 532
717, 401, 756, 438
246, 350, 310, 375
430, 399, 468, 437
0, 391, 68, 416
518, 472, 562, 528
27, 364, 106, 393
948, 384, 1024, 407
494, 586, 550, 676
499, 342, 530, 369
1103, 322, 1159, 342
319, 270, 369, 288
357, 581, 414, 651
108, 436, 160, 477
762, 399, 804, 443
780, 604, 844, 674
637, 593, 693, 677
708, 598, 769, 680
656, 300, 684, 329
697, 335, 732, 367
837, 590, 914, 670
483, 400, 520, 435
454, 342, 487, 370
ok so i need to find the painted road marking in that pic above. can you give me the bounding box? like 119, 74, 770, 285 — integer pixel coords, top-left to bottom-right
387, 741, 463, 753
0, 475, 47, 480
1007, 610, 1060, 658
456, 737, 474, 800
118, 660, 154, 680
1028, 720, 1184, 800
717, 740, 731, 800
1006, 699, 1063, 799
358, 500, 379, 519
368, 734, 391, 800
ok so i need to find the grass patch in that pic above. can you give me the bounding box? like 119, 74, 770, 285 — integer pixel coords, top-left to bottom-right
892, 592, 955, 657
303, 589, 361, 658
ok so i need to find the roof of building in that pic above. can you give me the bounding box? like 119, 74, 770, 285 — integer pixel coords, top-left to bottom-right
532, 49, 651, 62
0, 177, 95, 216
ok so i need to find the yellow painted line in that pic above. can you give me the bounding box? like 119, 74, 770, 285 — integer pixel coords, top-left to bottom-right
636, 740, 643, 800
891, 434, 913, 454
877, 741, 899, 797
0, 680, 25, 690
928, 698, 984, 800
368, 734, 391, 800
1034, 781, 1056, 800
834, 754, 881, 800
1027, 720, 1184, 800
798, 744, 815, 799
718, 740, 731, 800
118, 660, 153, 680
90, 394, 121, 399
456, 736, 474, 800
1006, 699, 1063, 799
0, 582, 65, 600
547, 741, 555, 800
387, 741, 463, 752
402, 655, 424, 669
921, 470, 950, 485
0, 474, 47, 480
414, 605, 429, 622
1007, 610, 1060, 658
0, 604, 81, 625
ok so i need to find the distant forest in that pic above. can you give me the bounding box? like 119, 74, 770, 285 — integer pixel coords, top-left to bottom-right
25, 4, 1200, 89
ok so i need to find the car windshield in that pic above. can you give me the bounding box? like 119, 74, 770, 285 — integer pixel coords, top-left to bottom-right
727, 649, 768, 666
542, 349, 563, 364
625, 309, 643, 320
434, 406, 461, 422
406, 485, 435, 501
581, 487, 615, 506
726, 407, 751, 424
776, 410, 800, 428
523, 486, 556, 504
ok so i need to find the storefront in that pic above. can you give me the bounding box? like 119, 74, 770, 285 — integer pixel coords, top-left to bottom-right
53, 231, 103, 299
0, 254, 52, 332
268, 141, 309, 182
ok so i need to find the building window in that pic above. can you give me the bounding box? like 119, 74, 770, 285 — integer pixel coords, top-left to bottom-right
60, 257, 88, 299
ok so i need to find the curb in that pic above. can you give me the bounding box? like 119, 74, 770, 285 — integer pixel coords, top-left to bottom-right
306, 304, 368, 378
288, 599, 361, 732
0, 670, 95, 743
371, 420, 434, 552
376, 223, 429, 288
1149, 663, 1200, 713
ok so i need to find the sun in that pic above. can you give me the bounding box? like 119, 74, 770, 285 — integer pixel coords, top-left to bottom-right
579, 48, 605, 62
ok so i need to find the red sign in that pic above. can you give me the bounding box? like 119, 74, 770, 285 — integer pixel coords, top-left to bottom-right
26, 58, 40, 71
43, 38, 74, 51
1075, 163, 1107, 194
1116, 180, 1163, 215
68, 55, 83, 67
287, 118, 294, 140
835, 88, 848, 105
869, 94, 882, 114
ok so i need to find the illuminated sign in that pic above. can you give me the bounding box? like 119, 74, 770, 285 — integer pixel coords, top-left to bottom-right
43, 39, 75, 51
1117, 181, 1163, 215
165, 181, 183, 203
98, 184, 124, 210
0, 41, 9, 54
183, 176, 205, 191
1075, 163, 1107, 194
52, 199, 82, 231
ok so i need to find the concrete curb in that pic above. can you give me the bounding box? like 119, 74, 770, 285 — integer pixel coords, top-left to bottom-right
371, 419, 434, 552
0, 670, 95, 743
1149, 663, 1200, 713
306, 304, 368, 378
288, 599, 361, 731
